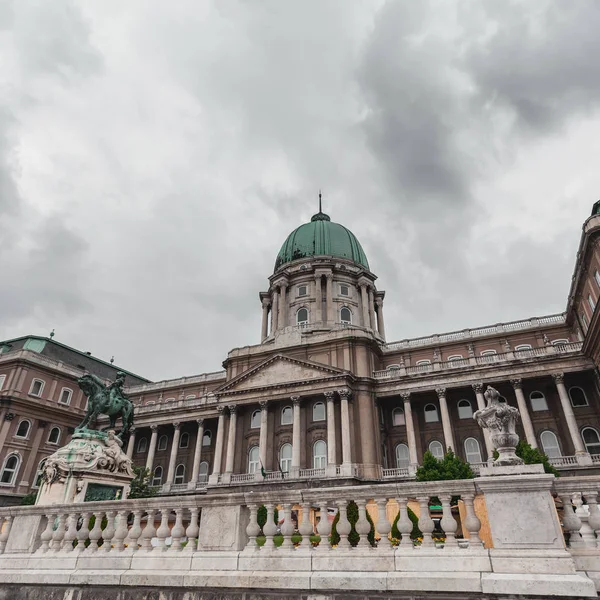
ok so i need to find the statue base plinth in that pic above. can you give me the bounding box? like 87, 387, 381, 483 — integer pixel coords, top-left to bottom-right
36, 429, 134, 505
479, 463, 545, 477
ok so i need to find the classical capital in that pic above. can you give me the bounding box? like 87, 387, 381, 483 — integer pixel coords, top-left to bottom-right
471, 383, 484, 394
552, 372, 565, 385
150, 424, 158, 432
291, 396, 301, 406
510, 378, 523, 390
435, 387, 446, 398
259, 400, 268, 410
338, 389, 352, 400
129, 426, 136, 434
228, 404, 238, 414
196, 418, 204, 426
324, 391, 335, 403
400, 391, 411, 403
173, 422, 181, 430
261, 297, 271, 308
216, 405, 225, 415
325, 273, 333, 281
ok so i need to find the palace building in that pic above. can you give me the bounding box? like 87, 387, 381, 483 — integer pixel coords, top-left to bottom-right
2, 201, 600, 504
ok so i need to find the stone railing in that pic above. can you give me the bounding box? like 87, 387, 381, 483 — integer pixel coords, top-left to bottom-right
0, 475, 597, 597
385, 312, 566, 351
374, 341, 583, 380
127, 371, 226, 395
550, 455, 580, 468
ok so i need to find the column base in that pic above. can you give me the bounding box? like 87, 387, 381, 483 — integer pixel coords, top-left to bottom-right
325, 464, 338, 478
208, 473, 221, 486
289, 467, 300, 479
187, 481, 197, 490
161, 483, 172, 493
221, 472, 232, 484
576, 452, 593, 466
338, 463, 353, 477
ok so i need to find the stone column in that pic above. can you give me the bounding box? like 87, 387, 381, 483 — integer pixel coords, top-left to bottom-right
18, 422, 46, 490
436, 387, 455, 452
145, 425, 158, 471
271, 288, 279, 333
553, 373, 587, 456
401, 392, 419, 471
189, 419, 204, 489
368, 287, 376, 330
325, 274, 334, 324
472, 384, 494, 461
126, 427, 137, 459
325, 391, 337, 470
315, 277, 323, 323
360, 284, 369, 328
225, 405, 238, 474
291, 396, 301, 475
510, 378, 538, 448
339, 390, 352, 475
210, 406, 226, 480
261, 299, 270, 341
375, 299, 386, 338
356, 390, 379, 478
278, 283, 288, 328
166, 422, 181, 486
258, 400, 269, 470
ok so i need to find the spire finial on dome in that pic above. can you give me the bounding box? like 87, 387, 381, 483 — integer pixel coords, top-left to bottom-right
311, 190, 330, 222
319, 189, 322, 213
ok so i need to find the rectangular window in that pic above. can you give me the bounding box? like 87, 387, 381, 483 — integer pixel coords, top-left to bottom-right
0, 375, 5, 391
29, 379, 44, 397
581, 312, 589, 332
588, 293, 596, 313
595, 270, 600, 290
298, 285, 307, 297
58, 388, 72, 406
340, 284, 349, 296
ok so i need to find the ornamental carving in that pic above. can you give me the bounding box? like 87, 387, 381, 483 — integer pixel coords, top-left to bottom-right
553, 372, 565, 385
510, 378, 523, 390
291, 396, 301, 406
400, 392, 411, 402
324, 391, 335, 402
435, 387, 446, 398
472, 383, 484, 394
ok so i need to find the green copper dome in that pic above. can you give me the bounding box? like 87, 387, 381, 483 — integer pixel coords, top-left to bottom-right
274, 211, 370, 272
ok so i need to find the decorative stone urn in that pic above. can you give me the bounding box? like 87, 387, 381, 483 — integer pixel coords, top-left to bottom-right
36, 429, 134, 505
473, 386, 524, 466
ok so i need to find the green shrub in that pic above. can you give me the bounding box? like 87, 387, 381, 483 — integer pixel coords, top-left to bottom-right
494, 441, 560, 477
391, 506, 422, 540
128, 467, 158, 499
256, 505, 279, 532
416, 449, 474, 482
330, 501, 376, 547
20, 492, 36, 506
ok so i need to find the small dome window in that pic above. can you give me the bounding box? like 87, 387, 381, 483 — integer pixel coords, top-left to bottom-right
297, 285, 308, 297
340, 307, 352, 325
296, 308, 309, 325
340, 284, 350, 297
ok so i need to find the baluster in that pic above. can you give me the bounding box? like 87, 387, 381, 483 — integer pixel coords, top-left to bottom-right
280, 503, 294, 549
0, 516, 13, 554
298, 502, 313, 549
156, 509, 171, 551
113, 511, 129, 552
102, 511, 116, 553
126, 510, 143, 553
51, 513, 66, 553
336, 500, 352, 549
245, 504, 260, 550
440, 495, 458, 548
355, 500, 371, 549
87, 511, 104, 553
417, 497, 435, 548
560, 493, 584, 548
37, 512, 55, 554
462, 493, 483, 548
140, 510, 157, 552
170, 509, 185, 551
184, 507, 200, 553
396, 498, 413, 548
316, 501, 331, 551
584, 491, 600, 548
62, 512, 79, 552
75, 512, 91, 553
263, 504, 278, 549
374, 498, 390, 548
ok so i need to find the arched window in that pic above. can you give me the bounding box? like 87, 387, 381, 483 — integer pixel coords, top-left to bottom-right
429, 440, 444, 459
157, 435, 168, 451
202, 430, 212, 446
174, 464, 185, 484
15, 420, 31, 439
248, 446, 260, 474
552, 339, 569, 346
447, 354, 463, 363
530, 391, 548, 412
464, 437, 482, 463
480, 350, 498, 363
296, 308, 309, 325
34, 459, 45, 487
457, 400, 473, 419
137, 437, 148, 453
540, 431, 561, 458
280, 443, 292, 472
179, 432, 189, 448
48, 427, 61, 445
152, 466, 163, 486
387, 364, 401, 370
340, 307, 352, 325
416, 360, 431, 366
186, 394, 196, 400
392, 407, 405, 426
58, 388, 72, 405
313, 402, 326, 422
251, 410, 261, 429
198, 461, 209, 483
313, 440, 327, 469
481, 350, 497, 356
281, 406, 293, 425
582, 427, 600, 454
28, 379, 45, 397
569, 387, 589, 407
0, 454, 20, 485
395, 443, 410, 469
424, 404, 439, 423
514, 344, 533, 353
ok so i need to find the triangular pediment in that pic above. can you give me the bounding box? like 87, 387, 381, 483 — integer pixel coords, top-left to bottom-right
216, 354, 349, 394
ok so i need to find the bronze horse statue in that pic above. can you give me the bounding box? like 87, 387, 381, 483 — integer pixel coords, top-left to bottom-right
77, 372, 134, 437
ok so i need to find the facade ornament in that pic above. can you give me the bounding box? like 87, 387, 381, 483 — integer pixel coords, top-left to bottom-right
150, 424, 158, 431
472, 383, 484, 394
503, 339, 511, 352
324, 391, 335, 403
542, 333, 551, 346
291, 396, 301, 406
473, 386, 523, 466
228, 405, 238, 414
259, 400, 268, 410
553, 372, 565, 385
338, 389, 352, 400
196, 418, 204, 426
398, 355, 405, 367
510, 378, 523, 390
173, 422, 181, 430
216, 405, 225, 415
129, 426, 136, 434
435, 387, 446, 398
400, 391, 411, 402
467, 343, 475, 357
432, 349, 441, 362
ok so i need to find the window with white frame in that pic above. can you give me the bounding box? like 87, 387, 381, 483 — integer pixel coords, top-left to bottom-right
340, 307, 352, 325
416, 359, 431, 366
15, 420, 31, 439
280, 443, 292, 472
313, 401, 326, 422
152, 466, 163, 486
395, 443, 410, 469
464, 437, 482, 463
424, 404, 439, 423
530, 391, 548, 411
480, 350, 498, 363
202, 430, 212, 446
514, 344, 533, 352
481, 350, 497, 356
179, 432, 189, 448
392, 407, 405, 426
313, 440, 327, 469
186, 394, 196, 399
551, 339, 569, 346
28, 379, 44, 397
248, 446, 260, 474
340, 284, 350, 297
58, 388, 72, 405
157, 435, 168, 451
428, 440, 444, 459
589, 293, 597, 313
540, 430, 561, 458
33, 459, 45, 488
457, 399, 473, 419
582, 427, 600, 454
297, 285, 308, 297
296, 307, 309, 325
137, 437, 148, 453
250, 410, 261, 428
0, 375, 5, 391
581, 312, 589, 332
281, 406, 293, 425
198, 461, 209, 482
447, 354, 463, 362
595, 270, 600, 290
48, 426, 61, 445
387, 364, 401, 370
174, 464, 185, 484
569, 386, 589, 407
0, 454, 20, 485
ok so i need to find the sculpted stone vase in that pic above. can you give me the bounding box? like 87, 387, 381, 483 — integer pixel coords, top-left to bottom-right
473, 386, 524, 466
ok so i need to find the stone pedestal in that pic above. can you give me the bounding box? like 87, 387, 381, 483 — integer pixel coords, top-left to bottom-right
36, 429, 134, 505
198, 505, 249, 551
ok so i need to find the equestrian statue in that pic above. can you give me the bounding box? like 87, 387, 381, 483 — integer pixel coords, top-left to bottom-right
76, 371, 134, 438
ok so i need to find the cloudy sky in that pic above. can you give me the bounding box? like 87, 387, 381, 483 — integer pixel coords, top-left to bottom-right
2, 1, 600, 381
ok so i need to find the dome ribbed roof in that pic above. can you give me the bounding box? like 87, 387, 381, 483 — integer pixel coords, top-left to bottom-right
274, 211, 370, 272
